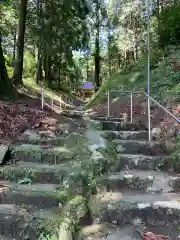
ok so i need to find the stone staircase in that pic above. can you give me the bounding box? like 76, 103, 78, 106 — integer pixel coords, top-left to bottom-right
0, 117, 88, 239
0, 146, 69, 239
0, 114, 179, 239
81, 118, 180, 240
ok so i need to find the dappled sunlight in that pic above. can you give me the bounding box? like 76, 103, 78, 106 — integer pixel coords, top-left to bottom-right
96, 192, 123, 204
129, 71, 141, 83
1, 0, 180, 238
23, 79, 74, 109
52, 146, 71, 153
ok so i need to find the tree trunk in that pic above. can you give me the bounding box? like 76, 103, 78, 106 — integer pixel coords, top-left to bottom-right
47, 56, 52, 88
94, 0, 100, 89
108, 23, 111, 76
58, 54, 62, 89
12, 0, 28, 86
160, 0, 164, 11
58, 67, 61, 89
43, 48, 48, 84
86, 56, 89, 80
12, 29, 17, 67
35, 0, 43, 84
35, 51, 43, 84
0, 35, 15, 99
118, 53, 121, 67
156, 0, 160, 31
44, 51, 52, 88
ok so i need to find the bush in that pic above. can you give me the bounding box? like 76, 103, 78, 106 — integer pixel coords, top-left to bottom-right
23, 51, 36, 78
5, 54, 13, 78
171, 137, 180, 172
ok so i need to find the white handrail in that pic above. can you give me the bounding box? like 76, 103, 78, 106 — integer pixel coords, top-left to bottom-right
143, 92, 180, 123
107, 90, 180, 142
107, 90, 180, 123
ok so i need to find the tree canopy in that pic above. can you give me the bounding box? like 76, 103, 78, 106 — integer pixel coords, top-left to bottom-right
0, 0, 180, 97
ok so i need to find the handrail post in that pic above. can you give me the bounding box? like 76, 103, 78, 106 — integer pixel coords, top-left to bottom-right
147, 0, 151, 142
130, 92, 133, 123
60, 94, 62, 112
107, 91, 110, 117
148, 97, 151, 142
52, 96, 54, 112
41, 88, 44, 110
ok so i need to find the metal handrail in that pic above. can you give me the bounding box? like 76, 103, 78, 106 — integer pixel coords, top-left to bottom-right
107, 90, 180, 142
108, 90, 142, 93
143, 92, 180, 123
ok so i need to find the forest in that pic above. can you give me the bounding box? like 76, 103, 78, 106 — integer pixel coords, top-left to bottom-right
1, 1, 180, 240
0, 0, 179, 103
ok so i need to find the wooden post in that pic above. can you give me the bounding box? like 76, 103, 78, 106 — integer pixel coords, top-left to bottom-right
52, 96, 54, 112
60, 94, 62, 112
41, 88, 44, 110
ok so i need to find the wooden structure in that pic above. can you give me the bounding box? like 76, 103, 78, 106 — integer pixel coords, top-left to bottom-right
78, 81, 95, 99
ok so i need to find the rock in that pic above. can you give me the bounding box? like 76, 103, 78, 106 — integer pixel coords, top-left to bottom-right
0, 145, 9, 165
122, 113, 128, 122
23, 130, 41, 141
38, 130, 56, 138
146, 176, 154, 181
58, 221, 73, 240
123, 173, 134, 179
58, 202, 63, 208
152, 127, 162, 140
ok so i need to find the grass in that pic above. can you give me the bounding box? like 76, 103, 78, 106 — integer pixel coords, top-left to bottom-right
20, 78, 77, 108
24, 78, 66, 101
85, 52, 180, 109
85, 70, 145, 108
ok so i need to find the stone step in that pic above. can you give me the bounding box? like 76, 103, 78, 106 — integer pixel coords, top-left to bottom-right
94, 191, 180, 229
0, 204, 58, 239
101, 170, 180, 192
0, 162, 70, 184
98, 199, 180, 228
61, 110, 83, 118
90, 116, 124, 122
112, 140, 168, 155
86, 225, 180, 240
95, 190, 180, 207
0, 235, 15, 240
101, 121, 146, 131
0, 182, 69, 209
19, 136, 68, 146
101, 131, 148, 141
116, 154, 168, 171
11, 144, 74, 164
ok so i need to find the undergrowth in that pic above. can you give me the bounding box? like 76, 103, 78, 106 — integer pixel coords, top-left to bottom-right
171, 137, 180, 172
37, 137, 117, 240
86, 49, 180, 108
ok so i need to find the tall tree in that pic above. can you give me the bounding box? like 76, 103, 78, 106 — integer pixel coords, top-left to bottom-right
0, 34, 15, 98
35, 0, 43, 84
12, 0, 28, 86
94, 0, 101, 89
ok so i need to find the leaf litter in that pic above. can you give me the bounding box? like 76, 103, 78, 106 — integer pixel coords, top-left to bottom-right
137, 229, 172, 240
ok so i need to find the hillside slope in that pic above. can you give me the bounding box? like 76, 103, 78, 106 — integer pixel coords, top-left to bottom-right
86, 53, 180, 108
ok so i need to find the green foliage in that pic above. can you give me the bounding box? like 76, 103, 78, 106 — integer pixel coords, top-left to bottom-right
158, 4, 180, 47
86, 46, 180, 108
38, 233, 57, 240
171, 137, 180, 171
23, 51, 36, 77
21, 78, 78, 106
1, 0, 180, 97
5, 54, 13, 78
0, 0, 92, 93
